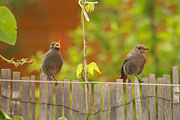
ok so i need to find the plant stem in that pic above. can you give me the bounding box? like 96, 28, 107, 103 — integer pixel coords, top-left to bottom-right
81, 0, 89, 118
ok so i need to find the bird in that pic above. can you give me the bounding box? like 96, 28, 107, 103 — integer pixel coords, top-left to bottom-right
40, 41, 63, 86
120, 45, 148, 83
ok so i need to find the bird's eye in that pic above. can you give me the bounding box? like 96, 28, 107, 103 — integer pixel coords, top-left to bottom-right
138, 47, 141, 49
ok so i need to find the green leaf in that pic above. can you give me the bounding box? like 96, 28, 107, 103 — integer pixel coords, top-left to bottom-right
57, 117, 67, 120
0, 6, 17, 45
85, 4, 95, 13
76, 64, 83, 78
0, 109, 11, 120
13, 116, 23, 120
88, 62, 101, 76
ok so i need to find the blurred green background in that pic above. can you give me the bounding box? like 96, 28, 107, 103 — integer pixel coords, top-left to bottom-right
0, 0, 180, 82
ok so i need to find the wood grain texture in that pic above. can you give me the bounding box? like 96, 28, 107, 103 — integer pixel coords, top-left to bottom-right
55, 83, 63, 119
102, 84, 108, 120
79, 88, 85, 120
158, 78, 164, 120
47, 83, 54, 120
31, 75, 36, 120
64, 79, 70, 120
126, 83, 133, 120
94, 85, 101, 120
21, 77, 30, 120
142, 78, 149, 120
110, 84, 117, 120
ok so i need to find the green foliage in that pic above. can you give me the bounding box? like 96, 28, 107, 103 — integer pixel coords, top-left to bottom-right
85, 4, 95, 13
13, 116, 23, 120
76, 62, 101, 79
0, 6, 17, 45
57, 117, 67, 120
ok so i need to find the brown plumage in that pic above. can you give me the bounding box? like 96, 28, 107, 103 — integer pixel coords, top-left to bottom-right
120, 45, 148, 83
40, 41, 63, 86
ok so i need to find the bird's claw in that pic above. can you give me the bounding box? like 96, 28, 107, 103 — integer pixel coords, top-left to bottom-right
138, 79, 143, 83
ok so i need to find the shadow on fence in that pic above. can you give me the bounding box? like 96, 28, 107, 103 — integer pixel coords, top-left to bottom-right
0, 66, 179, 120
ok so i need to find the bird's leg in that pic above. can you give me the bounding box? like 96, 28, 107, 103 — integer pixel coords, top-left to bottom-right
52, 75, 58, 86
135, 74, 143, 83
47, 75, 52, 81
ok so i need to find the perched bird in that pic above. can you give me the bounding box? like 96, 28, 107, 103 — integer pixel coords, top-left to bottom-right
120, 45, 148, 83
40, 41, 63, 85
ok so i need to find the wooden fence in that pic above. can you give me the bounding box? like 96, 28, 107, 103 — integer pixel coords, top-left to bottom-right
0, 66, 179, 120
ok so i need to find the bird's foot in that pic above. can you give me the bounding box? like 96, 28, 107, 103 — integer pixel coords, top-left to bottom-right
52, 75, 58, 86
138, 79, 143, 83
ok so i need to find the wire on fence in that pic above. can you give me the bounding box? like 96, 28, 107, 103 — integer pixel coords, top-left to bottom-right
0, 79, 180, 87
0, 94, 179, 116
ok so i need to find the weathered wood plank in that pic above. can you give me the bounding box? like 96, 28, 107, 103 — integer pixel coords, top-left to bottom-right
116, 79, 124, 120
94, 85, 101, 120
12, 72, 20, 117
172, 66, 179, 120
142, 78, 149, 120
31, 75, 36, 120
72, 80, 80, 120
110, 84, 116, 120
55, 82, 63, 119
39, 75, 47, 120
64, 79, 70, 120
126, 83, 133, 120
134, 80, 142, 120
86, 84, 92, 120
79, 88, 85, 120
158, 78, 164, 120
0, 69, 11, 116
102, 84, 108, 120
47, 82, 54, 120
21, 77, 30, 120
149, 74, 156, 120
164, 75, 172, 120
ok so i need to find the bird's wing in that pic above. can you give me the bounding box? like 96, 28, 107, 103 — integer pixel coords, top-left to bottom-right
120, 56, 129, 83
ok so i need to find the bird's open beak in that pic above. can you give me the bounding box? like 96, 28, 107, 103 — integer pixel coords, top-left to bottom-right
54, 41, 61, 48
144, 47, 149, 50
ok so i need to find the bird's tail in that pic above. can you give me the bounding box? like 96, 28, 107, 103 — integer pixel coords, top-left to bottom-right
120, 67, 127, 83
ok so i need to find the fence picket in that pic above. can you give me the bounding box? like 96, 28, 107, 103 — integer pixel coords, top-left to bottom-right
126, 82, 133, 120
164, 75, 172, 120
94, 85, 101, 120
31, 75, 36, 120
21, 77, 30, 120
55, 82, 63, 119
149, 74, 156, 120
79, 88, 85, 120
110, 84, 117, 120
173, 66, 179, 120
158, 78, 164, 120
47, 82, 54, 120
102, 84, 108, 120
12, 72, 20, 117
116, 79, 124, 120
86, 84, 92, 120
134, 80, 142, 120
142, 78, 149, 120
39, 75, 47, 120
72, 80, 80, 120
0, 69, 11, 116
64, 79, 70, 120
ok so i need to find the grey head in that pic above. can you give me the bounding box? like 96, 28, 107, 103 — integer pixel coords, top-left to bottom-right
133, 44, 149, 54
49, 41, 61, 50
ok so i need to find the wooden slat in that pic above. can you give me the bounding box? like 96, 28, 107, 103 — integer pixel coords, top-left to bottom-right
0, 69, 11, 116
55, 83, 63, 119
86, 84, 92, 120
94, 85, 101, 120
110, 84, 116, 120
102, 84, 108, 120
134, 80, 142, 120
72, 80, 80, 120
126, 83, 133, 120
158, 78, 164, 120
64, 79, 70, 120
39, 75, 47, 120
172, 66, 179, 120
164, 75, 172, 120
79, 88, 85, 120
47, 82, 54, 120
12, 72, 20, 117
31, 75, 36, 120
116, 79, 124, 120
21, 77, 30, 120
142, 78, 149, 120
149, 74, 156, 120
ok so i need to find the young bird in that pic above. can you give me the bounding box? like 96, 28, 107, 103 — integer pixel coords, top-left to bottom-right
120, 45, 148, 83
40, 41, 63, 86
